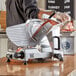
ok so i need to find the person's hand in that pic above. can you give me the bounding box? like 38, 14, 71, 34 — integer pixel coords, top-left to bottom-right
61, 21, 75, 32
53, 12, 71, 23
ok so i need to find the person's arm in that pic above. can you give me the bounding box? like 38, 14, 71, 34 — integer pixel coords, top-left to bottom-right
23, 0, 39, 19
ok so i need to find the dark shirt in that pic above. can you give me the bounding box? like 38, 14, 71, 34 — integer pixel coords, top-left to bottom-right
6, 0, 39, 27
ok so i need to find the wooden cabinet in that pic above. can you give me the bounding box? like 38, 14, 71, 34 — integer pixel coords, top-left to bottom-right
0, 11, 6, 30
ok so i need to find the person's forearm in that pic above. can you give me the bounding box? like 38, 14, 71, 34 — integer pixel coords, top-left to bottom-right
23, 0, 39, 19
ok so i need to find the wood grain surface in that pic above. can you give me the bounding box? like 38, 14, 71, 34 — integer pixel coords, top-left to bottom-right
0, 55, 76, 76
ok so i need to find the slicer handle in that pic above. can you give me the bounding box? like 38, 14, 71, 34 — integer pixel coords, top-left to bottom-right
53, 36, 60, 50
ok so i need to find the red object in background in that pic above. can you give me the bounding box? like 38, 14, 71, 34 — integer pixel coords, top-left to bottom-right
61, 20, 76, 32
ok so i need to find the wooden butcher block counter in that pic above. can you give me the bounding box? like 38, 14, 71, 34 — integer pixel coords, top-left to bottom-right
0, 55, 76, 76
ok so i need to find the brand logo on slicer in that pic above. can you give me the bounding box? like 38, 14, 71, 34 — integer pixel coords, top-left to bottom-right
62, 41, 70, 50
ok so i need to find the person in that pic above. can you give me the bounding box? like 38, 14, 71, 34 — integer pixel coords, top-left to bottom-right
6, 0, 71, 27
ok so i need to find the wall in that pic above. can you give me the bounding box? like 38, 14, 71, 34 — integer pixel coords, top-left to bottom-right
0, 0, 6, 11
74, 0, 76, 19
0, 37, 8, 58
37, 0, 46, 9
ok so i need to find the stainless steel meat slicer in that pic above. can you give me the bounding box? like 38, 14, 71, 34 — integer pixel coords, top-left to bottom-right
6, 13, 67, 65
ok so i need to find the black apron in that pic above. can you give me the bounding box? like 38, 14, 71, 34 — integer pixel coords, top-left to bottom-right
6, 0, 39, 27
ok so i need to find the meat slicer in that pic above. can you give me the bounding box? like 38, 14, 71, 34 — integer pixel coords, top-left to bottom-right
6, 13, 68, 65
